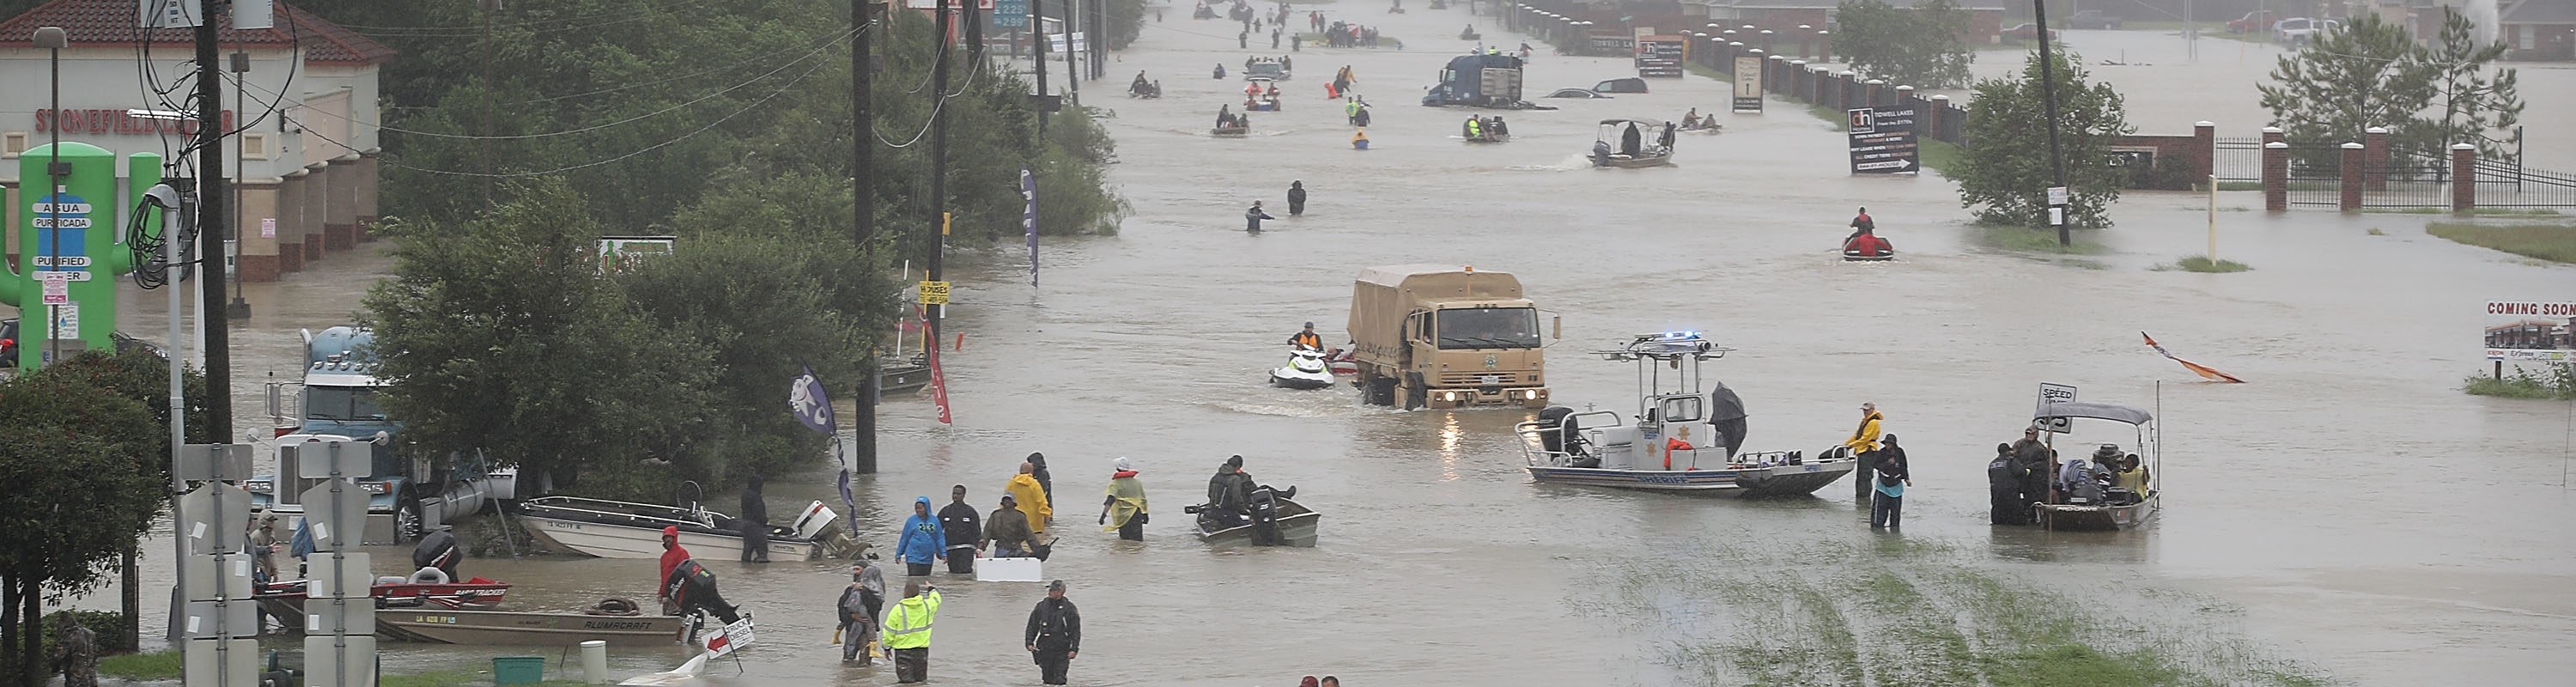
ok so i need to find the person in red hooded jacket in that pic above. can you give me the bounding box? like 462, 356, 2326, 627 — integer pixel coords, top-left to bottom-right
658, 526, 741, 623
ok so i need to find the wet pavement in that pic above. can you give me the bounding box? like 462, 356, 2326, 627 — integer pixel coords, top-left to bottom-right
76, 6, 2576, 686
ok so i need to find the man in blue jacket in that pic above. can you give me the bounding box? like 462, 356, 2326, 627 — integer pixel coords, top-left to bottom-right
896, 496, 946, 576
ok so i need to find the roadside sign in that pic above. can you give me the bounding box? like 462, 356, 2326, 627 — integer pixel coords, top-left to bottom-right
2036, 382, 2077, 433
41, 279, 67, 305
177, 483, 252, 556
705, 617, 757, 658
918, 280, 952, 306
993, 0, 1028, 27
1731, 55, 1764, 112
1846, 106, 1919, 174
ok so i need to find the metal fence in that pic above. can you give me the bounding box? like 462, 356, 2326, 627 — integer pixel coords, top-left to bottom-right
2360, 151, 2456, 209
2284, 144, 2342, 207
2473, 160, 2576, 208
2213, 137, 2264, 182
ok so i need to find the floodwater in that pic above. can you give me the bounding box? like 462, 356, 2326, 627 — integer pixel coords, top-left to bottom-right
84, 7, 2576, 687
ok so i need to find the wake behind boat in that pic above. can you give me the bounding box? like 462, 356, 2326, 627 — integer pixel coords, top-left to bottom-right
519, 495, 854, 560
1517, 331, 1855, 495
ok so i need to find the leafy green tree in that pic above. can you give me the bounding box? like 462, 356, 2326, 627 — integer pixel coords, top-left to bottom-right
1834, 0, 1975, 88
1957, 52, 2133, 228
2257, 13, 2435, 159
2419, 8, 2523, 161
39, 348, 213, 654
0, 359, 173, 682
361, 179, 714, 491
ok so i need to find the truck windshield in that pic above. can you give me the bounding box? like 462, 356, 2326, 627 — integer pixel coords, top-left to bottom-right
306, 386, 387, 422
1435, 307, 1541, 349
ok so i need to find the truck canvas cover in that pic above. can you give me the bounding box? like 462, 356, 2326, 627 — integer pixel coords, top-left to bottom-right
1349, 265, 1527, 360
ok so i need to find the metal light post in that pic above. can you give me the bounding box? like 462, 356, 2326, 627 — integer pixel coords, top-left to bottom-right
2032, 0, 2071, 245
35, 26, 65, 365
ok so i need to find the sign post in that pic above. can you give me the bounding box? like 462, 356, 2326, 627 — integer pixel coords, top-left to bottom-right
2047, 185, 2069, 228
2036, 383, 2077, 433
1845, 106, 1918, 174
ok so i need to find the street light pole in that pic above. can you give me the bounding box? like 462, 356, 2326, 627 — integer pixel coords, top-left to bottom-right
36, 26, 64, 366
2032, 0, 2071, 246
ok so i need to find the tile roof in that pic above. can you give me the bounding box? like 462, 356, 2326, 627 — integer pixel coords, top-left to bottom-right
0, 0, 395, 65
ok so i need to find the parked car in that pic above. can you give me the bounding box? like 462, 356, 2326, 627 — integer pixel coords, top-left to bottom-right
2275, 17, 2341, 45
2005, 22, 2054, 41
2226, 9, 2278, 33
1592, 77, 1649, 94
1545, 88, 1612, 99
2068, 10, 2122, 30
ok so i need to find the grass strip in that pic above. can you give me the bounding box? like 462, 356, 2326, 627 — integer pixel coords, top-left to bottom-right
2427, 221, 2576, 264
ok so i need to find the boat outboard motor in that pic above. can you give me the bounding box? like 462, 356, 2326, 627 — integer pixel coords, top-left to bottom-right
411, 528, 460, 580
1536, 406, 1575, 454
1246, 484, 1294, 546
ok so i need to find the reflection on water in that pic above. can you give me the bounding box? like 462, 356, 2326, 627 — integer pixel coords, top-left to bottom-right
76, 12, 2576, 687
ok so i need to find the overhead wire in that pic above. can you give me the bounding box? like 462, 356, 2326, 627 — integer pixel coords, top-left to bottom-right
386, 26, 859, 110
247, 26, 856, 141
295, 55, 832, 178
331, 1, 721, 39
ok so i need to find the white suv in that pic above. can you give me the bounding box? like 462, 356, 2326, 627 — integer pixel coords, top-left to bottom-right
2275, 17, 2342, 45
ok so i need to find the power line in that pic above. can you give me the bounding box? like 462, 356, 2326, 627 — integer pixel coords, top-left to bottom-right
297, 56, 829, 178
330, 0, 720, 37
250, 27, 854, 141
387, 26, 858, 110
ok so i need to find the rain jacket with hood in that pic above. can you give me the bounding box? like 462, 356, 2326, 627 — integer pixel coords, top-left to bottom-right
1844, 410, 1884, 453
1007, 474, 1054, 535
896, 497, 946, 564
1103, 471, 1149, 531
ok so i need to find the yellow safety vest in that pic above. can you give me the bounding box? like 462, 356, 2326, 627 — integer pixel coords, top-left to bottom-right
882, 590, 941, 649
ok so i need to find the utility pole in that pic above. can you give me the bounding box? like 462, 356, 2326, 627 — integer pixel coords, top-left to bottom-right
1032, 0, 1050, 136
1065, 0, 1080, 106
1091, 0, 1105, 80
966, 0, 982, 64
928, 0, 951, 345
2032, 0, 2070, 246
198, 0, 236, 438
850, 0, 878, 473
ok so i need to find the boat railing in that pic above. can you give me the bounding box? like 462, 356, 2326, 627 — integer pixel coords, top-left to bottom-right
1514, 410, 1622, 465
525, 498, 729, 532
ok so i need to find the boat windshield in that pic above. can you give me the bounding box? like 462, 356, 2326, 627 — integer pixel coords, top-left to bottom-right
306, 386, 387, 422
1435, 307, 1541, 349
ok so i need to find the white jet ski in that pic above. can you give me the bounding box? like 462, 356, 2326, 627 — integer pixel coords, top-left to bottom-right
1269, 348, 1336, 389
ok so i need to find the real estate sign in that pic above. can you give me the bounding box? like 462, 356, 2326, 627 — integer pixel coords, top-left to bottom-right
2485, 300, 2576, 362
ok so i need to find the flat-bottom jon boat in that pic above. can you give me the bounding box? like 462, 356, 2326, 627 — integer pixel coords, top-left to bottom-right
1212, 125, 1249, 137
519, 495, 852, 560
1191, 495, 1321, 547
2027, 400, 2163, 532
255, 575, 511, 627
377, 606, 687, 646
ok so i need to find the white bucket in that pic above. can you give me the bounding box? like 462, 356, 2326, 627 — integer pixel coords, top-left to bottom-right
580, 640, 609, 684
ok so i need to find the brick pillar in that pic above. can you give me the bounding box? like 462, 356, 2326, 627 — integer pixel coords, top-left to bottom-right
355, 155, 380, 242
2263, 142, 2288, 212
1894, 85, 1915, 108
2193, 121, 2215, 182
2363, 126, 2389, 192
2339, 142, 2365, 212
1844, 73, 1862, 108
2451, 143, 2476, 214
1928, 94, 1947, 137
1759, 29, 1775, 54
276, 171, 306, 273
324, 157, 359, 251
1769, 55, 1786, 91
1817, 30, 1831, 63
301, 161, 327, 264
2261, 125, 2282, 149
1798, 25, 1813, 58
1785, 59, 1805, 94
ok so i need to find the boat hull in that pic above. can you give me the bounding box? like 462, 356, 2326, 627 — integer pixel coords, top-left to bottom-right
1527, 460, 1854, 495
1592, 154, 1673, 168
1842, 252, 1895, 262
520, 514, 821, 560
1212, 127, 1249, 137
377, 610, 686, 646
1195, 498, 1322, 547
1270, 372, 1334, 389
255, 578, 512, 628
2037, 492, 2158, 531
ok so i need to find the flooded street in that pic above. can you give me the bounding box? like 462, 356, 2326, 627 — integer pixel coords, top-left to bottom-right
90, 6, 2576, 685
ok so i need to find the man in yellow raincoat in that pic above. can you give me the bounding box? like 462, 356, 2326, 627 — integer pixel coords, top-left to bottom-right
1845, 402, 1884, 502
1098, 458, 1150, 541
1006, 462, 1054, 556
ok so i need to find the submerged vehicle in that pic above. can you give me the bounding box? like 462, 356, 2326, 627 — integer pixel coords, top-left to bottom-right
2031, 401, 2161, 531
1246, 59, 1290, 81
1271, 348, 1336, 389
247, 326, 516, 544
1516, 331, 1856, 494
1346, 264, 1551, 410
1591, 119, 1674, 168
517, 493, 854, 560
1422, 52, 1550, 109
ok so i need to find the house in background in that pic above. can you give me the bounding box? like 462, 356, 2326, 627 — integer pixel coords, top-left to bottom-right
2499, 0, 2573, 60
1686, 0, 2006, 42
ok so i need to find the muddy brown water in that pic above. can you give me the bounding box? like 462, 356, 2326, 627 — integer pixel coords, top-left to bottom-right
78, 9, 2576, 687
